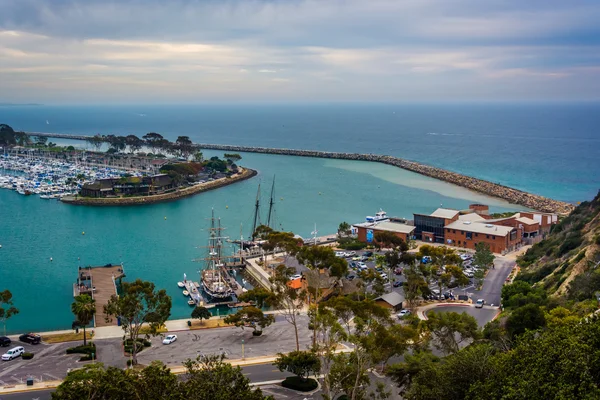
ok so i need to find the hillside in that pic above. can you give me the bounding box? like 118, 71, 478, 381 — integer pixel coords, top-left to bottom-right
517, 190, 600, 302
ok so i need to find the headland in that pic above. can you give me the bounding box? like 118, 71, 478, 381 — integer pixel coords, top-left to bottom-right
26, 131, 575, 214
61, 167, 256, 206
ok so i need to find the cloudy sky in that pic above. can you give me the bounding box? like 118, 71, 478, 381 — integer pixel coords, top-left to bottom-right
1, 0, 600, 103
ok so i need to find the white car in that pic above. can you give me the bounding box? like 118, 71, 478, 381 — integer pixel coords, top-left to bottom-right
162, 334, 177, 345
335, 251, 345, 257
345, 251, 356, 257
475, 299, 485, 308
289, 274, 302, 280
2, 346, 24, 361
397, 309, 411, 319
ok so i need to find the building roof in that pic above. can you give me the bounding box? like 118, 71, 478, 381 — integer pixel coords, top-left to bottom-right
375, 291, 405, 307
353, 221, 415, 234
430, 208, 460, 219
445, 220, 515, 236
458, 213, 486, 222
516, 216, 539, 225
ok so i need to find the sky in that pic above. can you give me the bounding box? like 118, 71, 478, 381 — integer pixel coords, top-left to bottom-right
1, 0, 600, 104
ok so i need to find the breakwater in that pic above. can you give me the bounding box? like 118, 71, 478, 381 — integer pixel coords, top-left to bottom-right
61, 168, 257, 206
27, 132, 574, 214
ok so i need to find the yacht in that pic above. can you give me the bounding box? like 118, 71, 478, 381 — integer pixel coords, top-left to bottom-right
366, 209, 389, 223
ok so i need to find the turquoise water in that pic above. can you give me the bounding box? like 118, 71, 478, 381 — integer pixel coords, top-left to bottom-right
1, 102, 598, 333
0, 150, 522, 333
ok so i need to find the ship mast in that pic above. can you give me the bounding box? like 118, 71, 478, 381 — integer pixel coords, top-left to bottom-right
266, 175, 275, 229
251, 183, 261, 239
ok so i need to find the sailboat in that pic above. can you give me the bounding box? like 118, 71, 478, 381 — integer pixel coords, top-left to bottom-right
200, 210, 233, 300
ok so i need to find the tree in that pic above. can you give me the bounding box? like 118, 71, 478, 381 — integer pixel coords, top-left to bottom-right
424, 311, 480, 355
269, 265, 306, 351
274, 350, 321, 382
182, 354, 272, 400
193, 151, 204, 162
86, 134, 105, 151
253, 224, 274, 241
387, 349, 440, 396
0, 290, 18, 336
175, 136, 193, 159
125, 134, 144, 153
474, 242, 495, 269
297, 245, 348, 279
224, 153, 242, 161
373, 231, 407, 250
142, 132, 164, 154
505, 303, 546, 339
404, 264, 429, 309
191, 306, 212, 325
338, 221, 351, 237
71, 294, 96, 345
223, 306, 275, 334
238, 287, 273, 308
104, 279, 172, 365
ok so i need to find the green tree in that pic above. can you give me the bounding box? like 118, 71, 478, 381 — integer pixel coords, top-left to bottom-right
191, 306, 212, 325
404, 264, 429, 309
505, 303, 546, 339
238, 287, 273, 308
104, 279, 172, 365
387, 349, 440, 396
374, 231, 407, 250
269, 265, 306, 351
142, 132, 164, 154
35, 135, 48, 146
71, 294, 96, 345
182, 354, 272, 400
125, 134, 144, 153
175, 136, 193, 158
193, 151, 204, 162
0, 289, 18, 336
274, 350, 321, 382
338, 221, 351, 237
473, 242, 495, 269
223, 306, 275, 334
223, 153, 242, 161
424, 311, 480, 355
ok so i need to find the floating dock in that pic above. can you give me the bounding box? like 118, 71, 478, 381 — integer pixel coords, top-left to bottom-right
74, 263, 125, 328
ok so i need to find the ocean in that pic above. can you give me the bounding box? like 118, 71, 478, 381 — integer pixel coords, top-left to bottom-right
0, 102, 598, 333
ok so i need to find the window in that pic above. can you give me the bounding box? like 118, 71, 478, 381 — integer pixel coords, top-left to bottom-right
466, 232, 473, 240
486, 235, 489, 239
475, 233, 479, 237
453, 229, 456, 233
492, 235, 496, 240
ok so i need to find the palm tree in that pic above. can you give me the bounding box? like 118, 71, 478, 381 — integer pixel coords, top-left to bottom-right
71, 294, 96, 345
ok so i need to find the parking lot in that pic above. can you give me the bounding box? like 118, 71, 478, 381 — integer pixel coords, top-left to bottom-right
0, 341, 80, 385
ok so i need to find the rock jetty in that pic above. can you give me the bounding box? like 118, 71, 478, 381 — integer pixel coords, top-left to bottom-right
26, 132, 574, 214
61, 168, 256, 206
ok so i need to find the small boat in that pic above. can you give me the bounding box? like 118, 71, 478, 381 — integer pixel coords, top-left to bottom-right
182, 290, 190, 296
242, 279, 247, 286
366, 209, 388, 223
177, 281, 185, 288
187, 299, 196, 306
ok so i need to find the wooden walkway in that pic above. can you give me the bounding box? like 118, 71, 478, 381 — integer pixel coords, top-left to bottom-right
74, 265, 124, 328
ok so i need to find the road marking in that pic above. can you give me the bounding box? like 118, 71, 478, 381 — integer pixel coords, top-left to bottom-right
44, 372, 61, 380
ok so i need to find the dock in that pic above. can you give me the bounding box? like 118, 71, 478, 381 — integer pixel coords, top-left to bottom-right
74, 264, 125, 328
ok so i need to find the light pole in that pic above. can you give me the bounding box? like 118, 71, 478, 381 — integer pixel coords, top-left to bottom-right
241, 339, 245, 360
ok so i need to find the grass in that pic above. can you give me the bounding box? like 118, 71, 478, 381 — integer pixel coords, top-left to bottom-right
189, 318, 233, 330
42, 331, 95, 344
139, 325, 168, 335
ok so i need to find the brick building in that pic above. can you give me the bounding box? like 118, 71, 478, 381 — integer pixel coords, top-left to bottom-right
353, 219, 416, 244
413, 208, 460, 243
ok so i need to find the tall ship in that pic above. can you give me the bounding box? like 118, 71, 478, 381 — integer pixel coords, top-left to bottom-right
201, 210, 233, 300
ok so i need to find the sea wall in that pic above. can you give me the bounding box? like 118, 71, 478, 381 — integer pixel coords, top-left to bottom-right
27, 132, 574, 214
61, 168, 257, 206
193, 144, 575, 215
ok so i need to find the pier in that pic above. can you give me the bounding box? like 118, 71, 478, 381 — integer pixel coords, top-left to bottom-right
24, 131, 574, 215
73, 264, 125, 328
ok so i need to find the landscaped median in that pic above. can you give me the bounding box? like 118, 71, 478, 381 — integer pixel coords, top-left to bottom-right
61, 167, 257, 206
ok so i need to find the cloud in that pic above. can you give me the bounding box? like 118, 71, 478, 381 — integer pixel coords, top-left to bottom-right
0, 0, 599, 102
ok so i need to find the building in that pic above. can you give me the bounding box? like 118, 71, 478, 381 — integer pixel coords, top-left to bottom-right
413, 208, 460, 243
80, 174, 174, 198
375, 292, 405, 311
444, 217, 521, 253
353, 218, 416, 244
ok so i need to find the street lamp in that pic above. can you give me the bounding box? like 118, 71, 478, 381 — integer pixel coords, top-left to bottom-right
241, 339, 245, 360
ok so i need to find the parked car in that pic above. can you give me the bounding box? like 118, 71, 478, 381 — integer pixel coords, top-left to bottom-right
379, 273, 388, 280
397, 309, 411, 319
346, 274, 356, 281
349, 262, 357, 269
0, 337, 11, 347
335, 251, 345, 258
289, 274, 302, 280
421, 256, 432, 264
356, 261, 367, 268
345, 251, 357, 257
2, 346, 24, 361
162, 334, 178, 345
394, 267, 403, 275
393, 281, 404, 288
363, 251, 373, 257
475, 299, 485, 308
19, 333, 41, 345
443, 291, 455, 300
352, 256, 362, 261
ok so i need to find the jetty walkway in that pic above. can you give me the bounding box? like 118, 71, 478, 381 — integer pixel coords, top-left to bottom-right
26, 131, 574, 215
73, 264, 125, 327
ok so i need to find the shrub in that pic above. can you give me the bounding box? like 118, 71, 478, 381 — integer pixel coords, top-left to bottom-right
79, 353, 96, 362
66, 344, 96, 355
252, 331, 263, 336
574, 250, 587, 263
281, 376, 318, 392
558, 232, 583, 257
22, 352, 34, 360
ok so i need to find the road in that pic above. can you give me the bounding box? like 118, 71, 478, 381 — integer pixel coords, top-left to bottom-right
477, 255, 515, 306
0, 363, 298, 400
